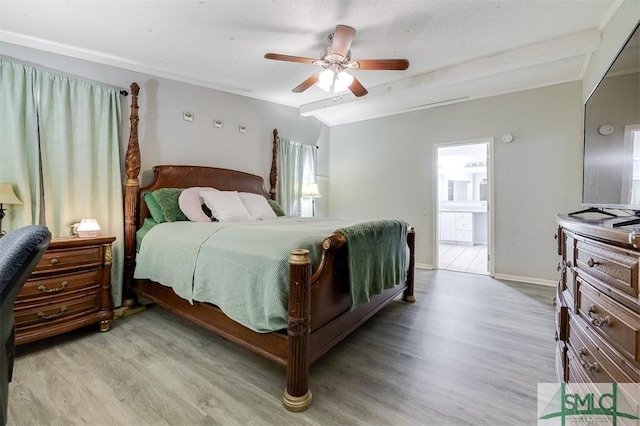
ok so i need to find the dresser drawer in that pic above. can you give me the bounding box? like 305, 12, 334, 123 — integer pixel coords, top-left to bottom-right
569, 316, 639, 383
577, 278, 640, 366
33, 245, 104, 274
567, 343, 594, 383
576, 240, 639, 301
555, 284, 568, 342
14, 291, 101, 329
20, 269, 102, 299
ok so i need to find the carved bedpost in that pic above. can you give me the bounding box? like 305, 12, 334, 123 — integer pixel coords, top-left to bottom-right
282, 248, 312, 412
402, 228, 416, 303
123, 82, 140, 307
269, 128, 278, 200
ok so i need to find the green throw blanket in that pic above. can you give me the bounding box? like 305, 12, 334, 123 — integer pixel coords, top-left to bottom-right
337, 220, 408, 310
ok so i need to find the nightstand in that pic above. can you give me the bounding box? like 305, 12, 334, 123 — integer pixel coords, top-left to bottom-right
14, 235, 116, 345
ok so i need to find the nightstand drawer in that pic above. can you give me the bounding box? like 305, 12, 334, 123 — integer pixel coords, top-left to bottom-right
34, 246, 103, 274
16, 235, 115, 345
20, 269, 102, 299
14, 291, 101, 329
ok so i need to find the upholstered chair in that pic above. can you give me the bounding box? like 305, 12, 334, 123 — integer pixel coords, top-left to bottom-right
0, 225, 51, 426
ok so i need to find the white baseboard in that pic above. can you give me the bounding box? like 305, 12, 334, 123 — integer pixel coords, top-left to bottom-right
415, 263, 433, 270
413, 264, 556, 287
492, 273, 556, 287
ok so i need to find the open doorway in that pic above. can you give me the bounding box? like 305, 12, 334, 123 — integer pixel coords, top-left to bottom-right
435, 140, 493, 276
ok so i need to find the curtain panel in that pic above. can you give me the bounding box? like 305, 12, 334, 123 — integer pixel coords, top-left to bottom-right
0, 60, 40, 227
276, 137, 317, 216
0, 59, 125, 306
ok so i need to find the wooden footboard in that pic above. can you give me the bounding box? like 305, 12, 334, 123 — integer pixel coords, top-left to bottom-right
121, 83, 415, 412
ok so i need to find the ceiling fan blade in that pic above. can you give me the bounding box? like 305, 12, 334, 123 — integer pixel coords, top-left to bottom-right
264, 53, 318, 65
292, 72, 321, 93
348, 76, 368, 97
352, 59, 410, 71
330, 25, 356, 59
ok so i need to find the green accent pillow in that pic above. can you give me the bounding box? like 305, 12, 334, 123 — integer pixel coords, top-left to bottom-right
268, 199, 286, 217
153, 188, 188, 222
144, 192, 166, 223
136, 217, 158, 252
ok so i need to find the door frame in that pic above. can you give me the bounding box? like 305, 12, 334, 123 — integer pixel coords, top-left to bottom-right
433, 138, 495, 277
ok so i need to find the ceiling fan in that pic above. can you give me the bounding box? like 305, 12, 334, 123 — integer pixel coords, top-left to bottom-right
264, 25, 409, 97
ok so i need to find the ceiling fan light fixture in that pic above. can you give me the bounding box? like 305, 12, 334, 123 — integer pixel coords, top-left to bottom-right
317, 70, 354, 93
265, 24, 407, 98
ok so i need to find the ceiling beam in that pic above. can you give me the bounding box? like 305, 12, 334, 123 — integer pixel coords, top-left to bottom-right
300, 30, 601, 117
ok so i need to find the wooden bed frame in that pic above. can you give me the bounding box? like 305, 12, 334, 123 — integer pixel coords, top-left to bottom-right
121, 83, 416, 411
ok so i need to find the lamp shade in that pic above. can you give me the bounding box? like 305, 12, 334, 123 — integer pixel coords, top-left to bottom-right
77, 218, 101, 237
0, 183, 22, 205
302, 183, 322, 198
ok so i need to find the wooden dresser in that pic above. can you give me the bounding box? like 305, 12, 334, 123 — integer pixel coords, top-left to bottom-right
14, 235, 116, 345
556, 214, 640, 384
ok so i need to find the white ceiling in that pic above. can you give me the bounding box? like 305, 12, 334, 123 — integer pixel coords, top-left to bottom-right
0, 0, 622, 126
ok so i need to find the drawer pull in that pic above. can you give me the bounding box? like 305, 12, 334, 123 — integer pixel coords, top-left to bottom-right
557, 260, 572, 273
586, 258, 600, 267
587, 305, 611, 327
578, 347, 599, 371
580, 358, 599, 372
37, 281, 68, 293
50, 258, 59, 265
37, 306, 67, 320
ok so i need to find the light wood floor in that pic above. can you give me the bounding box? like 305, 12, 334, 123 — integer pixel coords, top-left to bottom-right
7, 269, 556, 425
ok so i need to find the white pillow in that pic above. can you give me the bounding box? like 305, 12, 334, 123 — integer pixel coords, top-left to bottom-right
201, 190, 252, 222
179, 187, 218, 222
239, 192, 277, 220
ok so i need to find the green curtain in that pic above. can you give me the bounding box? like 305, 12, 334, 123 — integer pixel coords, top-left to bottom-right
276, 137, 316, 215
0, 59, 41, 228
0, 59, 125, 306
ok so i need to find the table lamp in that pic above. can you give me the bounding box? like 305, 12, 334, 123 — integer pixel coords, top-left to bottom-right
0, 183, 23, 237
302, 183, 322, 217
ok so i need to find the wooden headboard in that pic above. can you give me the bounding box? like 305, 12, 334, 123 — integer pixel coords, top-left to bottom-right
137, 165, 271, 227
122, 83, 279, 305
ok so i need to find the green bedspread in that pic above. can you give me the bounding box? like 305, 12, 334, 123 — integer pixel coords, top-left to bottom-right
134, 216, 408, 332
